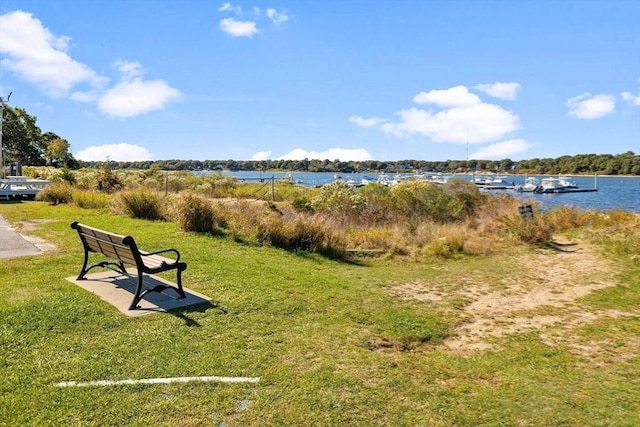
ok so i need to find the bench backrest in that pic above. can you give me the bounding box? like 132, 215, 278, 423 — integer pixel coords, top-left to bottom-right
71, 222, 141, 267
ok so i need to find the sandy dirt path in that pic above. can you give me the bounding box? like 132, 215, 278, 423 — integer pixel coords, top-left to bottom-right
391, 239, 638, 359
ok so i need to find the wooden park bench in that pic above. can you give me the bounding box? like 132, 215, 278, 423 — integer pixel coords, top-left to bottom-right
71, 222, 187, 309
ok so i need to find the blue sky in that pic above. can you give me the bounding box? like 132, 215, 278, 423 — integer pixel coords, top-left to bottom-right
1, 0, 639, 162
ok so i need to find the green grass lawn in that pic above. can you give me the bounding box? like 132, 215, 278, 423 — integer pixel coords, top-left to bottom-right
1, 202, 638, 426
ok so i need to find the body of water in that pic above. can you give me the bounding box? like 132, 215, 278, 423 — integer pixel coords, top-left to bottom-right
213, 171, 640, 213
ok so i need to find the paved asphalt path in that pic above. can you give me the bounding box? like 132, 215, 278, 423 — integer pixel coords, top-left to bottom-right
0, 215, 44, 258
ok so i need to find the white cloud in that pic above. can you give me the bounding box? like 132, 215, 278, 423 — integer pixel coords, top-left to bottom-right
380, 103, 519, 144
220, 18, 259, 37
252, 151, 272, 161
70, 90, 99, 103
621, 79, 640, 106
0, 10, 106, 97
75, 143, 153, 162
567, 93, 615, 119
622, 91, 640, 106
413, 85, 481, 107
349, 115, 385, 127
356, 85, 520, 146
470, 139, 533, 159
95, 59, 181, 117
114, 59, 144, 80
219, 2, 242, 14
475, 82, 521, 100
266, 8, 289, 25
255, 148, 373, 161
0, 11, 180, 118
98, 78, 182, 118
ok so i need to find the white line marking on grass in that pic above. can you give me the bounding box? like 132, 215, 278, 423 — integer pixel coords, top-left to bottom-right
56, 376, 260, 387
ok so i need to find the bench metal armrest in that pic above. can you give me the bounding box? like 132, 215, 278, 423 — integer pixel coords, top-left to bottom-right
141, 248, 181, 262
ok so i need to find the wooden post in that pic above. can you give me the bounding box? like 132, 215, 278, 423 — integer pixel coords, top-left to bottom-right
165, 173, 169, 196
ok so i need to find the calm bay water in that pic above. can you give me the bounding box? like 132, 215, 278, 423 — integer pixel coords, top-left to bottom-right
216, 171, 640, 213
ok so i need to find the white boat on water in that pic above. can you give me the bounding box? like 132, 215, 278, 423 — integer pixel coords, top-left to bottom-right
558, 176, 578, 189
516, 176, 541, 192
472, 174, 515, 189
535, 176, 579, 193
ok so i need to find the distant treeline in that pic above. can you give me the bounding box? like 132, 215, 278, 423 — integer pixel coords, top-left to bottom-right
80, 151, 640, 175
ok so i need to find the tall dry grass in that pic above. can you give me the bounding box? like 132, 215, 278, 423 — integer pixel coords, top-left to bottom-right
28, 166, 637, 259
112, 189, 165, 220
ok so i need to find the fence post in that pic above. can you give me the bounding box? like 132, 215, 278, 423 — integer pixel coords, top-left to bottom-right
271, 175, 275, 201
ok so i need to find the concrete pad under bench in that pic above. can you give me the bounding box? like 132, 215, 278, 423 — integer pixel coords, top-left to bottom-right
66, 270, 212, 317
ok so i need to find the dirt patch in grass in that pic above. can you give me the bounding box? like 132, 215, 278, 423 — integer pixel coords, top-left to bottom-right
15, 218, 58, 232
390, 239, 638, 360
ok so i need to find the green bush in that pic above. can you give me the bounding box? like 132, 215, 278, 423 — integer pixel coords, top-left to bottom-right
72, 190, 110, 209
257, 212, 347, 259
36, 182, 73, 204
113, 189, 165, 220
498, 212, 555, 245
391, 180, 468, 223
358, 183, 393, 224
95, 162, 123, 193
58, 167, 76, 184
292, 197, 314, 213
172, 193, 216, 233
311, 181, 365, 222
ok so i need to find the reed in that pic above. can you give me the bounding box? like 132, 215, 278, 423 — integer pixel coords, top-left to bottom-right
71, 189, 110, 209
112, 189, 165, 220
169, 192, 217, 233
35, 181, 73, 204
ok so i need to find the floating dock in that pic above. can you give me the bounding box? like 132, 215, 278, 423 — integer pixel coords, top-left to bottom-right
537, 187, 598, 194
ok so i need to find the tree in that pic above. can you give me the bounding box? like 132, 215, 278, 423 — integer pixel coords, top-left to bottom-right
2, 106, 46, 165
1, 105, 78, 168
45, 135, 77, 168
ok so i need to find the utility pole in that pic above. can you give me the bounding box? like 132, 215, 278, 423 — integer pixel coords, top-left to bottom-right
0, 92, 12, 179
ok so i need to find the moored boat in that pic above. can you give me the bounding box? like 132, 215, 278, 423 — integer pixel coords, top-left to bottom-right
516, 176, 541, 192
534, 176, 597, 193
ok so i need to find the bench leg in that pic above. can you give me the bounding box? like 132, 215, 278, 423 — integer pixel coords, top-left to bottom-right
76, 248, 90, 280
128, 269, 186, 310
176, 269, 186, 299
129, 272, 145, 310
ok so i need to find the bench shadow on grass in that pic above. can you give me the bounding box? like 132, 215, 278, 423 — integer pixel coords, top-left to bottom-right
167, 300, 227, 327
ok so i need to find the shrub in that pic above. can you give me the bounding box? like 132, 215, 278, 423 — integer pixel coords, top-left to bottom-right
58, 167, 76, 184
95, 162, 123, 193
498, 212, 555, 245
391, 180, 468, 223
424, 232, 465, 258
172, 193, 217, 233
546, 206, 590, 231
311, 181, 365, 223
257, 212, 347, 259
72, 190, 110, 209
292, 197, 314, 213
358, 183, 394, 224
204, 175, 238, 198
36, 182, 73, 204
113, 189, 165, 220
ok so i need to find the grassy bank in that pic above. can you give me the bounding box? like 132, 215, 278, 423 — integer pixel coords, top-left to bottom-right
1, 201, 638, 426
